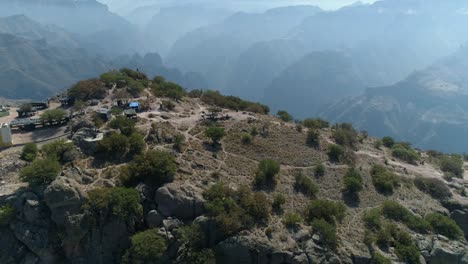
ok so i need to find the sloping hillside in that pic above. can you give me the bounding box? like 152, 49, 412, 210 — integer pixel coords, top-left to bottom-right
0, 71, 466, 263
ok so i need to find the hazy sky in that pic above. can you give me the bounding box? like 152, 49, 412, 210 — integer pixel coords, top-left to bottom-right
99, 0, 379, 15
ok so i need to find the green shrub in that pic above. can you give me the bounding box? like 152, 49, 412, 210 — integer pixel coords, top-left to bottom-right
303, 118, 329, 129
200, 90, 269, 114
395, 243, 420, 264
315, 163, 326, 177
440, 155, 464, 178
41, 109, 67, 123
305, 199, 346, 225
173, 134, 185, 152
277, 110, 293, 122
391, 144, 420, 164
21, 143, 38, 162
373, 140, 383, 150
96, 133, 129, 160
203, 183, 271, 236
84, 187, 142, 220
381, 201, 430, 233
327, 144, 345, 163
283, 212, 302, 228
294, 173, 319, 197
241, 133, 253, 145
68, 79, 106, 101
109, 116, 136, 136
371, 165, 400, 194
363, 208, 382, 230
272, 194, 286, 211
382, 137, 395, 148
0, 205, 15, 226
254, 159, 280, 187
151, 80, 186, 101
42, 139, 75, 163
205, 126, 225, 145
122, 150, 177, 187
332, 123, 358, 147
180, 249, 216, 264
20, 158, 61, 186
343, 168, 363, 194
312, 218, 338, 249
306, 129, 320, 148
371, 252, 391, 264
414, 177, 452, 200
178, 223, 206, 250
128, 133, 145, 156
122, 229, 167, 264
426, 213, 464, 239
374, 222, 398, 248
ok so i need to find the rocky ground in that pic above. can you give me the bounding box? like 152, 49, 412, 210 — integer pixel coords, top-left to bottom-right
0, 82, 467, 264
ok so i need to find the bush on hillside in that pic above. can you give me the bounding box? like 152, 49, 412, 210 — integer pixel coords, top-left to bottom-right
42, 139, 75, 163
283, 212, 303, 228
272, 194, 286, 211
425, 213, 464, 239
277, 110, 293, 122
19, 158, 61, 186
121, 150, 177, 187
315, 163, 326, 177
343, 168, 363, 194
371, 165, 400, 194
84, 187, 142, 221
327, 144, 345, 163
312, 218, 338, 249
128, 133, 145, 156
109, 116, 136, 136
382, 136, 395, 148
254, 159, 280, 187
332, 123, 358, 147
122, 229, 167, 264
391, 143, 420, 164
294, 173, 319, 197
205, 126, 225, 145
414, 177, 452, 200
68, 79, 107, 101
440, 155, 464, 178
302, 118, 329, 129
203, 183, 271, 236
305, 199, 346, 225
96, 133, 129, 161
381, 201, 430, 233
306, 129, 320, 148
21, 143, 38, 162
200, 90, 269, 114
363, 208, 382, 230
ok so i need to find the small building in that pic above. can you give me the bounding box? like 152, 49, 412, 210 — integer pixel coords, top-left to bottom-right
97, 108, 112, 121
124, 109, 137, 118
128, 102, 141, 111
59, 97, 75, 106
0, 123, 12, 146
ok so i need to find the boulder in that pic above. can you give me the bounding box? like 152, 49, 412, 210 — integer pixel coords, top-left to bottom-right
12, 221, 57, 263
427, 241, 468, 264
146, 210, 163, 228
155, 182, 205, 220
451, 210, 468, 240
44, 177, 86, 226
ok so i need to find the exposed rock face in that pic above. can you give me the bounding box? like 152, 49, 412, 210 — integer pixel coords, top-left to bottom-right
72, 128, 103, 155
155, 182, 205, 220
215, 236, 309, 264
451, 210, 468, 240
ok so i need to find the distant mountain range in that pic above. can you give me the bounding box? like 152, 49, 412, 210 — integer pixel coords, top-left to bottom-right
322, 45, 468, 153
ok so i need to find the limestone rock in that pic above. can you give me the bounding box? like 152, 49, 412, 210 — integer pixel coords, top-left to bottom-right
451, 210, 468, 240
155, 182, 205, 220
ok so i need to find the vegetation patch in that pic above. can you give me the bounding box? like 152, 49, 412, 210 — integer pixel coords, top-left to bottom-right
332, 123, 358, 147
425, 213, 464, 239
294, 172, 319, 197
203, 184, 271, 236
122, 229, 167, 264
254, 159, 281, 188
305, 199, 346, 225
414, 177, 452, 200
20, 158, 61, 186
200, 90, 269, 114
0, 205, 15, 226
371, 165, 400, 194
391, 143, 420, 164
381, 201, 430, 233
84, 187, 143, 221
21, 143, 38, 162
343, 167, 363, 194
439, 155, 464, 179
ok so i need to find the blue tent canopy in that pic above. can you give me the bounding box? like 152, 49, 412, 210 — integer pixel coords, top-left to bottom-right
129, 102, 140, 108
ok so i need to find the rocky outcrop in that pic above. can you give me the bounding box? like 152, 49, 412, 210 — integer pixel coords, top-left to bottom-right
417, 234, 468, 264
451, 210, 468, 240
215, 236, 309, 264
155, 182, 205, 220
